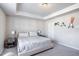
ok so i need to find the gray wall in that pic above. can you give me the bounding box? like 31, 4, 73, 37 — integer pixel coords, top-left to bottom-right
6, 16, 45, 37
46, 9, 79, 50
0, 8, 6, 54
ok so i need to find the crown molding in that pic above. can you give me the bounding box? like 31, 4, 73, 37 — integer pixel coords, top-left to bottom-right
1, 3, 78, 20
16, 11, 43, 19
16, 4, 79, 20
43, 4, 79, 20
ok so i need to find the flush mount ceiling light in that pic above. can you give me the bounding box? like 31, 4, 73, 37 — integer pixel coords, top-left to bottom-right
39, 3, 52, 11
41, 3, 48, 6
40, 3, 48, 7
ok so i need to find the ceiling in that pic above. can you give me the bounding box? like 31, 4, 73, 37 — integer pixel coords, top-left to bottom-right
0, 3, 16, 15
0, 3, 79, 20
18, 3, 74, 17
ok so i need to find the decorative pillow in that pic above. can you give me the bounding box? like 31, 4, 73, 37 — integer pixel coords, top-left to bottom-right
18, 32, 29, 37
29, 32, 37, 37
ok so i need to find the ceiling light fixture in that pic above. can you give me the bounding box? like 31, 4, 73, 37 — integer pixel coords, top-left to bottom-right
40, 3, 48, 7
39, 3, 52, 11
41, 3, 48, 6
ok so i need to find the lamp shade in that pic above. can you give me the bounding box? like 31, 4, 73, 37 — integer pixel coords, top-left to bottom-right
38, 30, 41, 33
11, 30, 16, 35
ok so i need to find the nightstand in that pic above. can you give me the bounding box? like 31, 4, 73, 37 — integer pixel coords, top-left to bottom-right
4, 37, 17, 48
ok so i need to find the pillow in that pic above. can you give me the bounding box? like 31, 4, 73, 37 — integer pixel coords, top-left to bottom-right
29, 32, 37, 37
18, 32, 29, 37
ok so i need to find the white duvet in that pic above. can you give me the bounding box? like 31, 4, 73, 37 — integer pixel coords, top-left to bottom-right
17, 36, 53, 54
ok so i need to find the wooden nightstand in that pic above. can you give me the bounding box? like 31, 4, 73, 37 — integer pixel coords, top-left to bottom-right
4, 37, 17, 48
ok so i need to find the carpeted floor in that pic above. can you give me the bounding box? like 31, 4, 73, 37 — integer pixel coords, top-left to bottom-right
1, 47, 17, 56
1, 44, 79, 56
35, 44, 79, 56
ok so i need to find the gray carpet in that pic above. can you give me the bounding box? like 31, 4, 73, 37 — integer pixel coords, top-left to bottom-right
1, 47, 18, 56
35, 44, 79, 56
1, 44, 79, 56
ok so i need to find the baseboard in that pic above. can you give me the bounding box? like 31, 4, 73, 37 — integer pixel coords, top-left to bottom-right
57, 41, 79, 51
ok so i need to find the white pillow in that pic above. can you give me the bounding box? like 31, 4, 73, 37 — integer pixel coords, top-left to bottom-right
29, 32, 37, 37
18, 32, 29, 37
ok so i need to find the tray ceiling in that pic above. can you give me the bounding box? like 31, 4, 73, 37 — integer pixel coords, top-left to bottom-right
17, 3, 74, 17
0, 3, 79, 20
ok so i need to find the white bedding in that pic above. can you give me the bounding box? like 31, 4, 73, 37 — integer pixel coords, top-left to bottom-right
17, 36, 53, 55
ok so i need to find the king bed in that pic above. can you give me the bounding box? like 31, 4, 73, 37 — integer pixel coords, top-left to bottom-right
17, 32, 54, 56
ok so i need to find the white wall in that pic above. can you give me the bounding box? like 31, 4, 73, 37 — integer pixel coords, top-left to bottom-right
0, 8, 6, 54
46, 9, 79, 50
6, 16, 45, 37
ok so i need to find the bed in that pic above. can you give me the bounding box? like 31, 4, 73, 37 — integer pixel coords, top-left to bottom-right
17, 32, 54, 56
